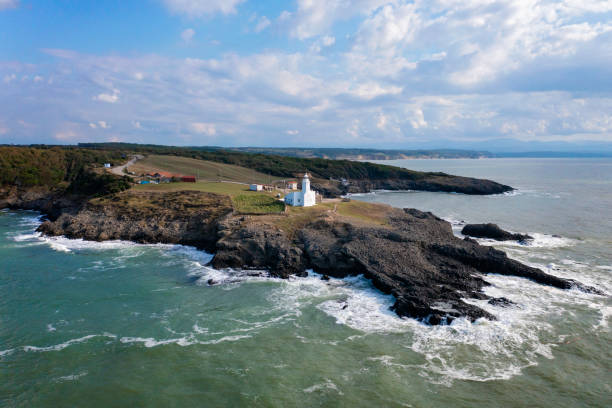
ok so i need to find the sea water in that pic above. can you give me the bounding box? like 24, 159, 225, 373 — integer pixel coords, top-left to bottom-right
1, 158, 610, 407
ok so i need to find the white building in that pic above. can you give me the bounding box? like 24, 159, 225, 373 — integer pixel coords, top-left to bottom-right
104, 163, 111, 168
284, 173, 316, 207
250, 184, 263, 191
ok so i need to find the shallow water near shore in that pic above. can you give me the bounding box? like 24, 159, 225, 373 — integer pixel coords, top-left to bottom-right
1, 158, 611, 407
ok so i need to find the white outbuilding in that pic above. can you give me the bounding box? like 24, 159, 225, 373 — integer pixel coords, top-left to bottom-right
284, 173, 316, 207
250, 184, 263, 191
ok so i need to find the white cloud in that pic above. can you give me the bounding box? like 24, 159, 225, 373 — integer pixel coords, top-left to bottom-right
98, 121, 110, 129
33, 75, 43, 82
321, 35, 335, 47
286, 0, 388, 40
4, 19, 612, 149
191, 122, 216, 135
132, 120, 142, 129
409, 108, 427, 129
181, 28, 195, 42
0, 0, 18, 11
162, 0, 245, 17
309, 35, 336, 53
254, 16, 271, 33
3, 73, 16, 83
286, 129, 299, 135
376, 113, 387, 130
94, 89, 120, 103
54, 130, 78, 141
88, 123, 97, 129
349, 83, 403, 100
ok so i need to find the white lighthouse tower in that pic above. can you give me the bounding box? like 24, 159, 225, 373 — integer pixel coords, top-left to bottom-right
284, 172, 316, 207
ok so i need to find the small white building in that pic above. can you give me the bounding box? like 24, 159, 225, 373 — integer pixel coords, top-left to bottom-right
250, 184, 263, 191
104, 163, 111, 168
284, 173, 316, 207
287, 181, 298, 190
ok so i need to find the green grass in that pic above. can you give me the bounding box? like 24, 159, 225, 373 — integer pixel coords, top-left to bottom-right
133, 181, 251, 196
233, 194, 285, 214
129, 155, 275, 184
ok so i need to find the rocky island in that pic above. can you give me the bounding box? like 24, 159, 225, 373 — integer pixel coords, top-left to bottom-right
1, 145, 602, 325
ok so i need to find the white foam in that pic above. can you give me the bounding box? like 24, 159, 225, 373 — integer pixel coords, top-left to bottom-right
120, 336, 196, 348
470, 232, 576, 249
119, 334, 252, 347
23, 333, 117, 352
0, 348, 14, 357
200, 334, 252, 344
594, 306, 612, 329
274, 269, 611, 385
11, 232, 44, 242
55, 371, 88, 382
303, 379, 343, 395
46, 324, 56, 332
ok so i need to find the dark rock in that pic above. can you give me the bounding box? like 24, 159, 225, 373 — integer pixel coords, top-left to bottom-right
321, 275, 330, 281
488, 297, 514, 307
462, 223, 533, 242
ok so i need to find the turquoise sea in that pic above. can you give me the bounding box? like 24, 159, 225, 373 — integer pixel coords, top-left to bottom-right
1, 158, 611, 407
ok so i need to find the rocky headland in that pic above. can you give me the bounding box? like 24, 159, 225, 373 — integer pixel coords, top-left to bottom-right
312, 174, 512, 197
27, 189, 602, 325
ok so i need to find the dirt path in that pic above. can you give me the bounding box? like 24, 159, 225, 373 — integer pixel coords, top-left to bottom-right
110, 155, 143, 176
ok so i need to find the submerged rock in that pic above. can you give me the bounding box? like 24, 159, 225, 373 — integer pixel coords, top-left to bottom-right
461, 223, 533, 242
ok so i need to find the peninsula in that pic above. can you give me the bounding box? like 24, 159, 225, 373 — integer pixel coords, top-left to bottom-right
1, 145, 601, 324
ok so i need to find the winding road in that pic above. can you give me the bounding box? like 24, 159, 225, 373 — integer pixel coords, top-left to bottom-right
110, 155, 143, 176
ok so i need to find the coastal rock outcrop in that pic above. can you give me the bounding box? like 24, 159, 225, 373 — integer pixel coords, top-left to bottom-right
461, 223, 533, 242
38, 191, 232, 251
312, 175, 513, 197
31, 190, 602, 325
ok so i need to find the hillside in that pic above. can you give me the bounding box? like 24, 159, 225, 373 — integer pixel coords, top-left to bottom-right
0, 146, 131, 196
129, 155, 275, 184
79, 143, 512, 195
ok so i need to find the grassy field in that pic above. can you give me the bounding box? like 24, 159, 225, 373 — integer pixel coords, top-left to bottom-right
133, 181, 252, 196
233, 194, 285, 214
272, 199, 392, 237
133, 180, 286, 214
129, 155, 276, 184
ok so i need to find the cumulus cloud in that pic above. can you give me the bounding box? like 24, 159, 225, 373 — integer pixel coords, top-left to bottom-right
3, 1, 612, 148
191, 122, 216, 135
284, 0, 388, 40
162, 0, 245, 17
3, 73, 16, 83
94, 89, 120, 103
181, 28, 195, 42
254, 16, 271, 33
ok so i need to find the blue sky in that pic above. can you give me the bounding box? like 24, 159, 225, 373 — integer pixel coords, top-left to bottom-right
1, 0, 612, 151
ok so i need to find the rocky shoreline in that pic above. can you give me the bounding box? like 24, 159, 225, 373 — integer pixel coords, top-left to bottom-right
313, 175, 512, 197
1, 187, 597, 325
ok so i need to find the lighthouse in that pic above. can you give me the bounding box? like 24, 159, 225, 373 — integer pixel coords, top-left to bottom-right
284, 172, 316, 207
